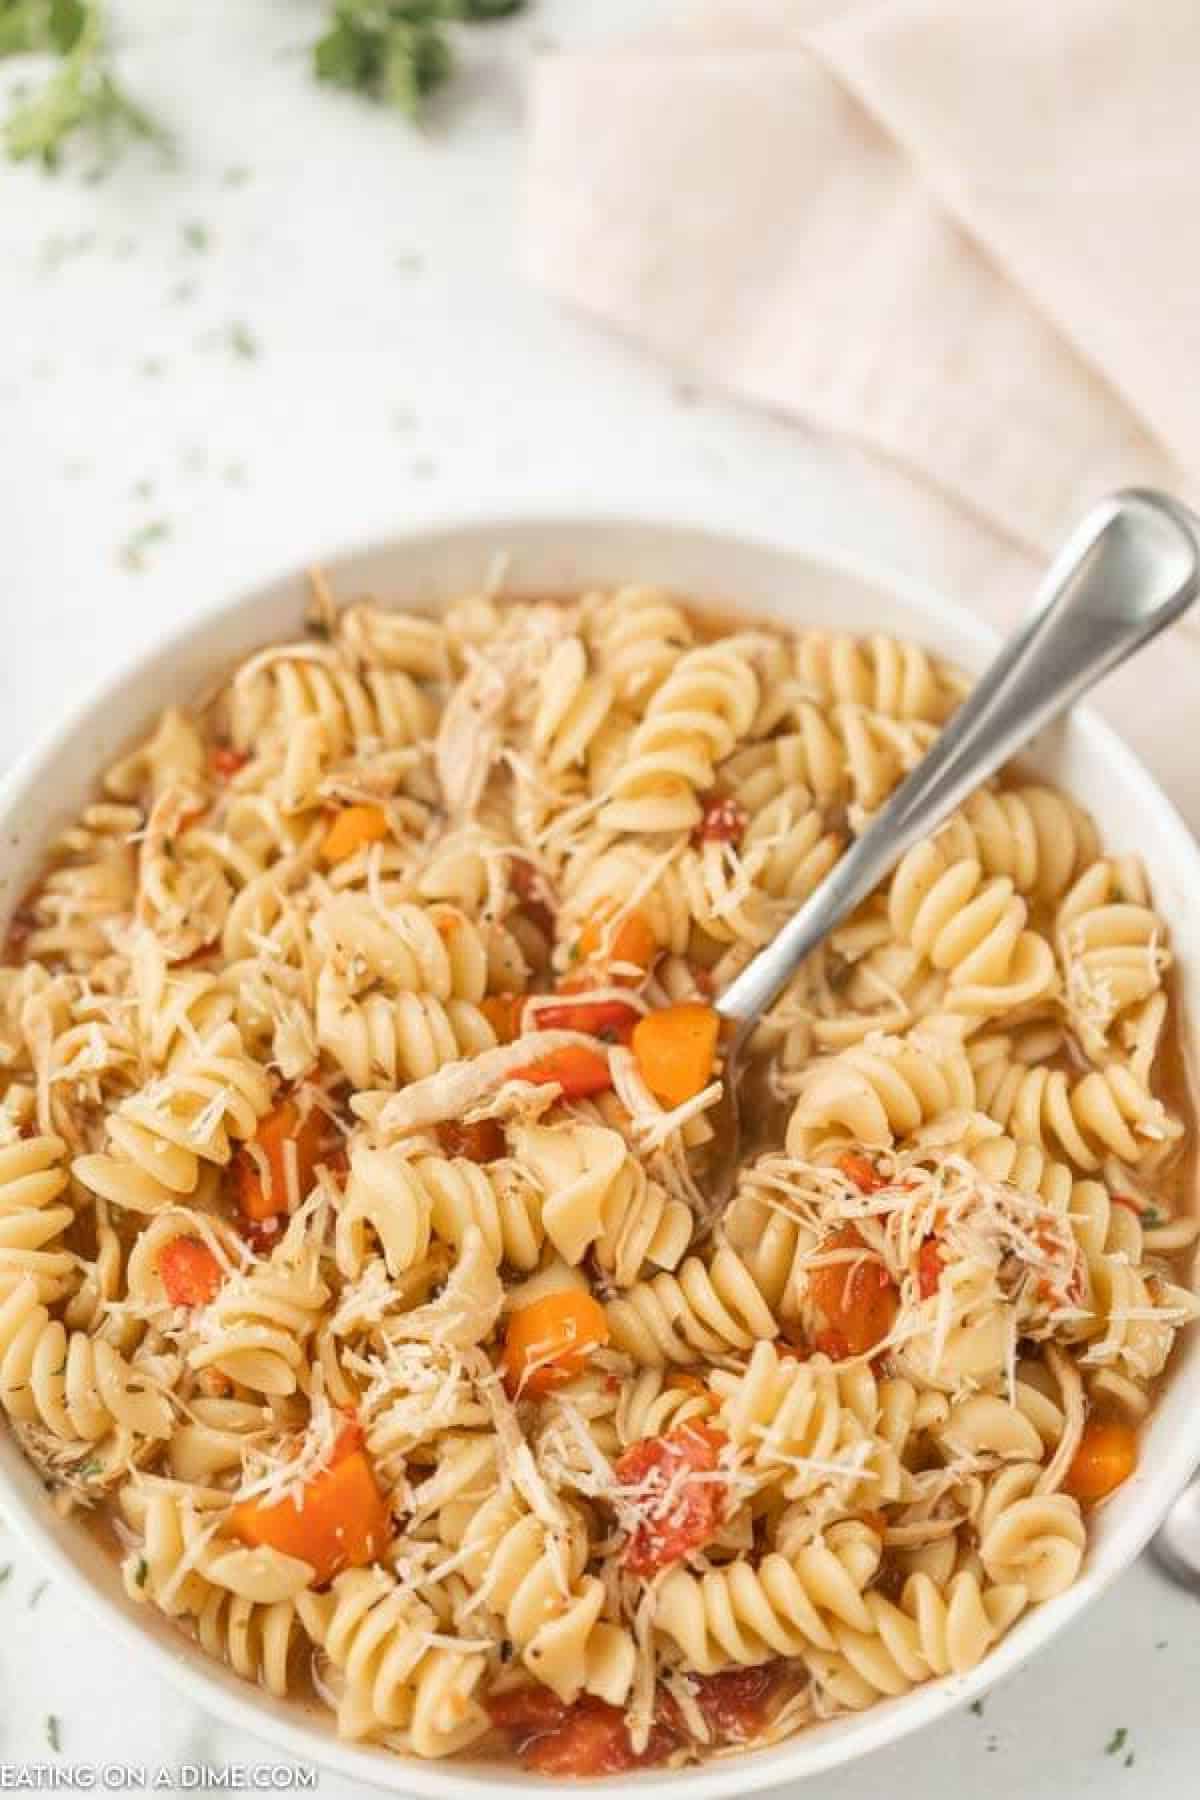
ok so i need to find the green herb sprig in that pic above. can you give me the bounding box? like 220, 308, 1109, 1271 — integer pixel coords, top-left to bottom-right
1, 0, 163, 168
313, 0, 527, 119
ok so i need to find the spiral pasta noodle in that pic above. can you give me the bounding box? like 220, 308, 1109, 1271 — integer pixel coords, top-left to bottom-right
969, 1031, 1181, 1171
299, 1567, 490, 1756
512, 1121, 690, 1283
581, 585, 695, 706
194, 1587, 306, 1698
792, 631, 962, 724
316, 967, 496, 1088
459, 1490, 635, 1705
187, 1243, 329, 1397
785, 1028, 976, 1156
655, 1522, 883, 1673
1057, 857, 1170, 1059
606, 1245, 779, 1366
0, 579, 1193, 1776
887, 842, 1057, 1016
0, 1275, 175, 1444
599, 642, 761, 833
19, 803, 140, 970
0, 1133, 76, 1304
73, 1021, 272, 1213
809, 1570, 1029, 1705
338, 1142, 543, 1277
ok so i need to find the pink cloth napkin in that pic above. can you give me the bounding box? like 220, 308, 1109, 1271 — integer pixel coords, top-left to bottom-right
524, 0, 1200, 623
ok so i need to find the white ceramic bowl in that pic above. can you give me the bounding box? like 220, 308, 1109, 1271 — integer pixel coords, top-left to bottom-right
1, 513, 1197, 1800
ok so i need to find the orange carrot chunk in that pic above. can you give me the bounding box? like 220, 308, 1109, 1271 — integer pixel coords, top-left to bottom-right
632, 1003, 719, 1109
235, 1099, 327, 1224
481, 993, 525, 1043
576, 908, 658, 983
616, 1424, 727, 1576
158, 1236, 223, 1308
231, 1435, 391, 1586
1063, 1418, 1138, 1502
509, 1045, 613, 1099
665, 1371, 710, 1396
320, 804, 389, 865
502, 1290, 610, 1398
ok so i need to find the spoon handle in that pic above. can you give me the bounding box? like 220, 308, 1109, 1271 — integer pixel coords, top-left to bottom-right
716, 488, 1200, 1032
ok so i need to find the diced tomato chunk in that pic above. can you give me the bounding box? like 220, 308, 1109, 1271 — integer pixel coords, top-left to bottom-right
239, 1213, 284, 1256
486, 1684, 569, 1737
435, 1118, 506, 1163
158, 1236, 223, 1308
916, 1237, 943, 1300
837, 1151, 886, 1193
808, 1225, 898, 1359
615, 1423, 727, 1577
209, 744, 249, 780
689, 1662, 795, 1742
531, 998, 640, 1043
692, 794, 748, 847
509, 1045, 612, 1099
488, 1691, 682, 1776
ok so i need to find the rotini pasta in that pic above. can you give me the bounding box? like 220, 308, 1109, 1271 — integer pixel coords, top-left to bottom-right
0, 579, 1193, 1779
887, 842, 1057, 1016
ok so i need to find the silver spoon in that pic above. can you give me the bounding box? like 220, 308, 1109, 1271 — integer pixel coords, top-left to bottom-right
706, 486, 1200, 1578
705, 486, 1200, 1198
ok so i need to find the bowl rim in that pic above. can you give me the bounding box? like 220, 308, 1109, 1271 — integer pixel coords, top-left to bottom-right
2, 501, 1199, 1800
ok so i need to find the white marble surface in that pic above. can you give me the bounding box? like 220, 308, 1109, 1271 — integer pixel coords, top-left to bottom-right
3, 1, 1200, 1793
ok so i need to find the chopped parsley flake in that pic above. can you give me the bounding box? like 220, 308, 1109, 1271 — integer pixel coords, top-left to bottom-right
1105, 1728, 1128, 1756
228, 320, 259, 360
118, 518, 171, 572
